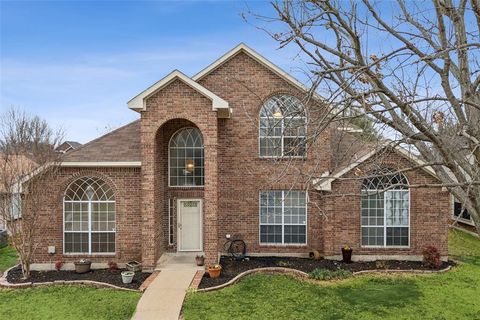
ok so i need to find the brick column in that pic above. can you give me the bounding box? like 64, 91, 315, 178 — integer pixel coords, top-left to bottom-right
141, 128, 160, 271
203, 122, 219, 264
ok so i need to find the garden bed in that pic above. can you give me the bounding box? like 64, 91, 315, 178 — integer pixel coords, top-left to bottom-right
198, 256, 453, 289
6, 266, 150, 290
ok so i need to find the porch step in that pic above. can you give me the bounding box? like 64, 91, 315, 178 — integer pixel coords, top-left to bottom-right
155, 252, 205, 271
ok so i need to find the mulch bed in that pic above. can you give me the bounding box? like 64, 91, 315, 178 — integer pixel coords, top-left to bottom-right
6, 266, 151, 290
199, 256, 454, 289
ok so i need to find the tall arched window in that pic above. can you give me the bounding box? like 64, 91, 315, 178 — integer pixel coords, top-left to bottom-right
361, 168, 409, 247
259, 94, 307, 157
169, 127, 204, 187
64, 177, 116, 254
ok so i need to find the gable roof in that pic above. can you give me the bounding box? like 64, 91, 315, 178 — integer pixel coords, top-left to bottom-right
313, 142, 438, 191
62, 120, 141, 165
128, 70, 231, 118
192, 43, 322, 100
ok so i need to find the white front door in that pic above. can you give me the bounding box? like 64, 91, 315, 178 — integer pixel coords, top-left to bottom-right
177, 199, 202, 252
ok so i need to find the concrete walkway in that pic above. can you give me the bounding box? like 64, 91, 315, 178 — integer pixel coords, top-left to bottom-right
132, 254, 203, 320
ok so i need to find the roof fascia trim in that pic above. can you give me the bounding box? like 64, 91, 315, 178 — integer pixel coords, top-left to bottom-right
192, 43, 322, 100
313, 143, 438, 191
127, 70, 230, 117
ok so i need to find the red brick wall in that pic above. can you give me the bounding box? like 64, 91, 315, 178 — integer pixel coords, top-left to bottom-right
31, 167, 142, 264
322, 150, 450, 258
141, 79, 219, 268
30, 49, 451, 266
198, 51, 330, 255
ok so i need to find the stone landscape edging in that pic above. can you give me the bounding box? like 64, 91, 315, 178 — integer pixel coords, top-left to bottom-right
0, 264, 149, 292
193, 264, 453, 292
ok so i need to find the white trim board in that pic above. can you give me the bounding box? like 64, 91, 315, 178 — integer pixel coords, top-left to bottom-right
313, 142, 438, 191
60, 161, 141, 168
128, 70, 231, 118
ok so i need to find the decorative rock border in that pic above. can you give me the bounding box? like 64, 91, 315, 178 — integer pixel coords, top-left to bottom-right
0, 264, 159, 293
191, 264, 453, 292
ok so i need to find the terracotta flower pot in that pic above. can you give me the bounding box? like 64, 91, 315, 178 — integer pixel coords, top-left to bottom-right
341, 248, 353, 263
207, 265, 222, 278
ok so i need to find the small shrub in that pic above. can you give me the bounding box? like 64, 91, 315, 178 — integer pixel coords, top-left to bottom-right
309, 268, 352, 281
54, 260, 63, 271
108, 261, 118, 272
276, 260, 290, 267
375, 260, 389, 270
423, 246, 442, 269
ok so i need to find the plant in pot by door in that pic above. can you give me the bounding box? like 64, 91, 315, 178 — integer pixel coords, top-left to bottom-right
341, 245, 353, 263
74, 259, 92, 274
207, 264, 222, 278
121, 270, 135, 284
195, 255, 205, 266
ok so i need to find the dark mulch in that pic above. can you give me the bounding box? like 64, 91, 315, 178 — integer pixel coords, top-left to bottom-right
6, 266, 151, 290
199, 256, 454, 289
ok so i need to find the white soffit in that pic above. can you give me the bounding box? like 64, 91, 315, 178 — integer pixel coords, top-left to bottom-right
128, 70, 230, 117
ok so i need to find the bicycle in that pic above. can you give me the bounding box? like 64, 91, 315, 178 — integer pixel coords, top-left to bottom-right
223, 235, 246, 260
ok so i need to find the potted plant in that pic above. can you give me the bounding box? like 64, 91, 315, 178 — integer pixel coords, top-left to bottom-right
121, 271, 135, 284
195, 255, 205, 266
126, 261, 142, 272
207, 264, 222, 278
341, 245, 353, 263
74, 259, 91, 274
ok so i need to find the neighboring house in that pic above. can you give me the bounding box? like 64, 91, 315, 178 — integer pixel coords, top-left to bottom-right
452, 199, 476, 232
56, 141, 82, 154
28, 44, 450, 271
0, 154, 37, 230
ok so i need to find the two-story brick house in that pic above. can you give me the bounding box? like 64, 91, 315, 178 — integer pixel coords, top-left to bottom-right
29, 44, 450, 271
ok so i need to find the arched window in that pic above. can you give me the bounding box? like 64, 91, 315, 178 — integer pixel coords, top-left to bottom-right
361, 168, 409, 247
169, 127, 204, 187
259, 94, 307, 157
64, 177, 116, 254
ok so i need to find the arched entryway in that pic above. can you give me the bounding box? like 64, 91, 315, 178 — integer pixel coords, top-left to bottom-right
154, 119, 205, 255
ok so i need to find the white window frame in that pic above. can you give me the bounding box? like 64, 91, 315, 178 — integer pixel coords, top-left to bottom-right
168, 127, 204, 188
63, 179, 116, 255
451, 195, 475, 226
259, 190, 308, 246
258, 95, 307, 159
361, 189, 411, 248
11, 193, 22, 220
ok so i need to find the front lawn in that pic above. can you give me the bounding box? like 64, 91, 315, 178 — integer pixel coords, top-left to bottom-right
0, 246, 18, 273
0, 286, 141, 320
183, 229, 480, 320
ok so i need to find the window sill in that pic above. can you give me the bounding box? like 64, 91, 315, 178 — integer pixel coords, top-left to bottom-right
360, 246, 410, 250
258, 156, 307, 161
259, 243, 308, 247
62, 253, 116, 257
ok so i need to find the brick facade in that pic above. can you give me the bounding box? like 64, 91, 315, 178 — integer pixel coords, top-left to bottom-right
30, 46, 451, 269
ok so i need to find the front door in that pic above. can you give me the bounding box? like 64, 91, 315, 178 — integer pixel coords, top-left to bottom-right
177, 199, 202, 251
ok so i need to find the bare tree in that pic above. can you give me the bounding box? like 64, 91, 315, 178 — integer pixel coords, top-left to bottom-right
0, 108, 64, 278
246, 0, 480, 233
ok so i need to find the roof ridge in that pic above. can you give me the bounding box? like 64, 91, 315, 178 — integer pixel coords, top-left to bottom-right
62, 119, 140, 161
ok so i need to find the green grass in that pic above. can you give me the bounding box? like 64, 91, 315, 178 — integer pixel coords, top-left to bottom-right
0, 286, 141, 320
0, 246, 18, 272
449, 228, 480, 260
183, 229, 480, 320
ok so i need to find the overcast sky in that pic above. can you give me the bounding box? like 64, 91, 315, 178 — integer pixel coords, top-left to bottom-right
1, 1, 310, 143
